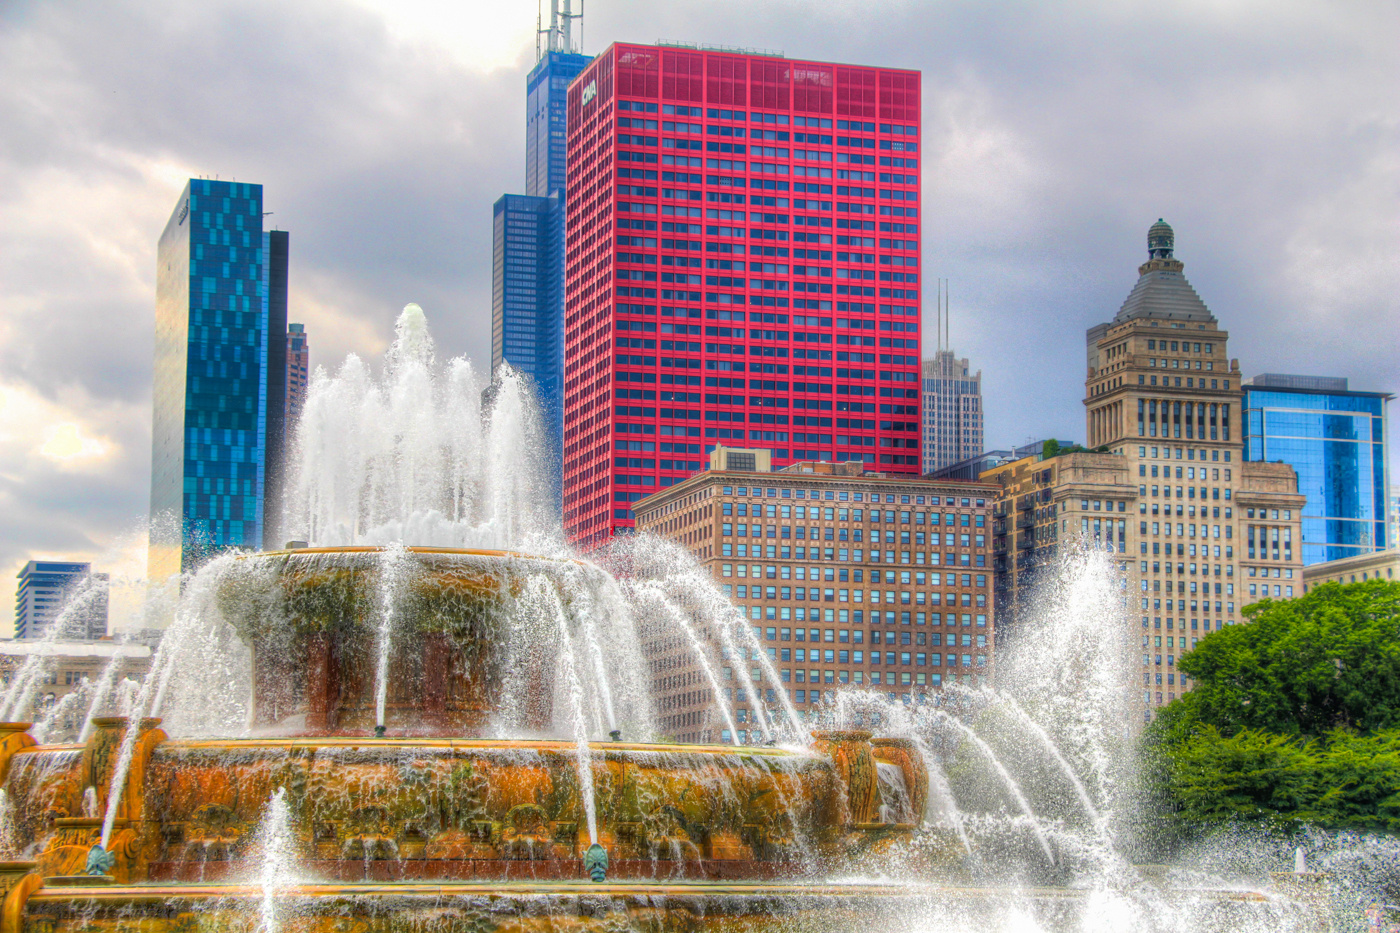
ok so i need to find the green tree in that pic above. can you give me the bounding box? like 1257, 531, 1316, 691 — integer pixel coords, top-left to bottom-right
1166, 725, 1319, 826
1160, 728, 1400, 831
1177, 580, 1400, 736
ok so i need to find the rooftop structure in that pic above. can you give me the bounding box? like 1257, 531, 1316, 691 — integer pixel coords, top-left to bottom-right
1301, 547, 1398, 592
921, 350, 983, 473
1073, 220, 1305, 719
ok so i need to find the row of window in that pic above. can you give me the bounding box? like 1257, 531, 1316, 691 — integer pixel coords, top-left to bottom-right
721, 564, 985, 584
718, 544, 987, 566
721, 487, 981, 506
722, 525, 986, 548
756, 663, 981, 696
722, 503, 984, 524
734, 606, 987, 624
727, 639, 986, 668
728, 584, 986, 605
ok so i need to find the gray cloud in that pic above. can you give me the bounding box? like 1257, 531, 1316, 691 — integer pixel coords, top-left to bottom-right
0, 0, 1396, 626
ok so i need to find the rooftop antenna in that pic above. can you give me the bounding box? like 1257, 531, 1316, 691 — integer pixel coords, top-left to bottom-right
945, 279, 950, 353
537, 0, 583, 60
936, 278, 942, 355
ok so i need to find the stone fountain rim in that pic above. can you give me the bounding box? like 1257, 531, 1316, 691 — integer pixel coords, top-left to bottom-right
129, 737, 826, 759
26, 880, 1276, 904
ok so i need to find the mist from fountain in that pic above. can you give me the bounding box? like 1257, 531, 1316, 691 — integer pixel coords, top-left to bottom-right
0, 790, 15, 859
931, 708, 1055, 864
995, 691, 1105, 833
546, 578, 600, 845
30, 685, 88, 745
634, 585, 740, 743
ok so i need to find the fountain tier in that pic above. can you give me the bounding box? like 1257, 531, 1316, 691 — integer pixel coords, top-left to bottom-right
0, 723, 930, 882
221, 547, 568, 737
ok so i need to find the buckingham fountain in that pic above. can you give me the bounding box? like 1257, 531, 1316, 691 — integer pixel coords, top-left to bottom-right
0, 307, 1343, 931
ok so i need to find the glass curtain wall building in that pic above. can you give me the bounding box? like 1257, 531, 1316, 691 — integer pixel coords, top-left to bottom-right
491, 37, 592, 514
562, 44, 924, 547
149, 180, 288, 578
492, 192, 562, 402
1243, 374, 1392, 564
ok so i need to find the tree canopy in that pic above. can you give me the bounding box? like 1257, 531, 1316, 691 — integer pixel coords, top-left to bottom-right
1145, 580, 1400, 832
1175, 579, 1400, 737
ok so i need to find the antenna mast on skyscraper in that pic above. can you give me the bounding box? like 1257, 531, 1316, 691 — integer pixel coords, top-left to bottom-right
537, 0, 583, 60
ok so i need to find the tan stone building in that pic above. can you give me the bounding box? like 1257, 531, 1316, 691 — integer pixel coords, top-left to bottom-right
634, 454, 997, 744
0, 639, 154, 733
982, 451, 1137, 644
1302, 548, 1399, 591
984, 220, 1305, 722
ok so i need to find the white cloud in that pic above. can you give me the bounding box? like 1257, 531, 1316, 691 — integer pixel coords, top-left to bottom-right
39, 423, 113, 467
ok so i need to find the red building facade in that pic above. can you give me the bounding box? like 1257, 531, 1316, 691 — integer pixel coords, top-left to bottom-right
564, 44, 922, 546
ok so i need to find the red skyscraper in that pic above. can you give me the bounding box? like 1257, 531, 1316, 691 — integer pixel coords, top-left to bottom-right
563, 44, 922, 546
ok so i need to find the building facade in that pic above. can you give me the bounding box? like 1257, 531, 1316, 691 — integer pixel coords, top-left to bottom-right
492, 10, 592, 511
928, 439, 1054, 482
1077, 219, 1304, 719
149, 180, 288, 577
634, 456, 994, 744
0, 640, 151, 734
14, 562, 109, 641
563, 44, 924, 546
982, 451, 1136, 647
1242, 374, 1391, 564
921, 351, 983, 472
1392, 485, 1400, 555
1301, 547, 1399, 591
285, 321, 309, 441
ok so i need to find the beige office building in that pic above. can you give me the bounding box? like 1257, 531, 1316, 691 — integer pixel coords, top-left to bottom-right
0, 639, 154, 739
634, 453, 996, 744
1302, 548, 1399, 591
985, 220, 1305, 721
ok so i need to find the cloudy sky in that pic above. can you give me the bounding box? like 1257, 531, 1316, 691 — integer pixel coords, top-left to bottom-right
1, 0, 1396, 632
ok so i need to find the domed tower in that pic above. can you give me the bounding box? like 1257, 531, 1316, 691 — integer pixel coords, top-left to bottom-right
1147, 218, 1174, 261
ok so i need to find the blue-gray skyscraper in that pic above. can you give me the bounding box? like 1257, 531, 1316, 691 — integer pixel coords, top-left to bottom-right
1243, 373, 1392, 565
150, 180, 288, 578
492, 2, 591, 512
15, 561, 108, 640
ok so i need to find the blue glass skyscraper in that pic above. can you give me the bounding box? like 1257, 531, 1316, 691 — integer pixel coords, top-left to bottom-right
491, 3, 591, 513
525, 46, 591, 199
492, 193, 560, 387
150, 180, 288, 578
1243, 373, 1392, 564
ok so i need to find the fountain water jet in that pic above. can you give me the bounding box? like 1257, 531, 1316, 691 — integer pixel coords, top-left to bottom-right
252, 787, 297, 933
